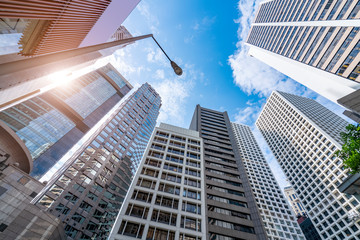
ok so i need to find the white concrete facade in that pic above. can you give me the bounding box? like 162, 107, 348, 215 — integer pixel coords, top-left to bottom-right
231, 123, 304, 240
247, 0, 360, 104
109, 123, 206, 240
256, 91, 360, 240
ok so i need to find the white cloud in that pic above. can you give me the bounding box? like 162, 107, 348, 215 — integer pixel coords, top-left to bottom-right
153, 77, 194, 126
155, 69, 165, 79
228, 0, 310, 98
136, 1, 160, 34
233, 106, 260, 126
146, 47, 168, 66
193, 23, 200, 31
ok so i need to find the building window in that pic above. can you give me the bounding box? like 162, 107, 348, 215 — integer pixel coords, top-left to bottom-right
151, 209, 177, 226
146, 227, 175, 240
38, 195, 55, 208
136, 178, 156, 190
125, 204, 149, 219
181, 216, 201, 232
182, 201, 201, 214
208, 218, 254, 234
132, 190, 153, 203
158, 182, 180, 195
118, 221, 144, 238
161, 172, 181, 183
155, 195, 179, 209
184, 177, 201, 188
55, 204, 70, 215
183, 188, 201, 200
141, 167, 159, 178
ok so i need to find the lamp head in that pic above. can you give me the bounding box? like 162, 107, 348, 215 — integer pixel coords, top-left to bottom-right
170, 61, 183, 76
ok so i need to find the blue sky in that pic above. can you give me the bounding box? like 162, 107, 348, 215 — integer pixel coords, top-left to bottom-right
109, 0, 351, 189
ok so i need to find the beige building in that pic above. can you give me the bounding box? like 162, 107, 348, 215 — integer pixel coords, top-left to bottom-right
284, 186, 307, 217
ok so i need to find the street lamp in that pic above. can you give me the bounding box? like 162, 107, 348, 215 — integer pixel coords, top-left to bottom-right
0, 33, 183, 89
150, 35, 183, 76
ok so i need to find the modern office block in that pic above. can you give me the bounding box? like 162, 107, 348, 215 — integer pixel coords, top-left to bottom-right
256, 91, 360, 239
284, 186, 307, 217
297, 216, 322, 240
246, 0, 360, 104
0, 121, 66, 239
0, 63, 132, 178
33, 83, 161, 240
109, 123, 206, 240
190, 105, 267, 240
231, 123, 304, 240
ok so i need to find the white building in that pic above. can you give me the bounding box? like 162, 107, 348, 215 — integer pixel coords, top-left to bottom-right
109, 123, 206, 240
246, 0, 360, 104
284, 186, 307, 217
256, 91, 360, 240
231, 123, 304, 240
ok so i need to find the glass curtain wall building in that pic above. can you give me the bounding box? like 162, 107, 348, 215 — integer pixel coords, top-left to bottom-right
33, 83, 161, 240
0, 63, 132, 178
256, 91, 360, 240
109, 123, 206, 240
189, 105, 267, 240
231, 123, 304, 240
246, 0, 360, 104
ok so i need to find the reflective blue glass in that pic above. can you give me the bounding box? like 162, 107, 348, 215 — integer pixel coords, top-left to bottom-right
0, 97, 75, 159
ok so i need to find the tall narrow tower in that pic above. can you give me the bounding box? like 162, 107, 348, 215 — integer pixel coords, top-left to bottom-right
256, 91, 360, 239
246, 0, 360, 104
231, 123, 304, 240
190, 105, 267, 240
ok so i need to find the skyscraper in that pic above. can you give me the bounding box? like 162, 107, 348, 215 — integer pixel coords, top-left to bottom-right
284, 186, 307, 217
109, 123, 206, 240
231, 123, 304, 240
256, 91, 360, 239
0, 63, 132, 178
246, 0, 360, 104
33, 83, 161, 240
190, 105, 267, 240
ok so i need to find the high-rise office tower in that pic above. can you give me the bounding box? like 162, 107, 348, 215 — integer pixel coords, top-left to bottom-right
33, 83, 161, 240
109, 123, 206, 240
0, 63, 132, 178
256, 91, 360, 239
284, 186, 307, 217
246, 0, 360, 104
231, 123, 304, 240
190, 105, 267, 240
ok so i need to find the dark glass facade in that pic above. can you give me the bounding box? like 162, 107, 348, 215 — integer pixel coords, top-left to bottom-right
33, 83, 161, 240
0, 63, 132, 178
297, 216, 322, 240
